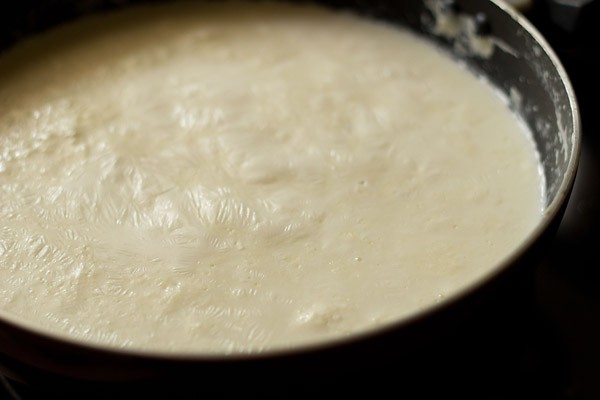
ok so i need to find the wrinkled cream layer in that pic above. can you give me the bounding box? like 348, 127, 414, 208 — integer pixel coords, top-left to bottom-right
0, 1, 543, 354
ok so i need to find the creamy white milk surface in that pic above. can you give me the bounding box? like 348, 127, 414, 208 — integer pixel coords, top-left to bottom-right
0, 1, 544, 354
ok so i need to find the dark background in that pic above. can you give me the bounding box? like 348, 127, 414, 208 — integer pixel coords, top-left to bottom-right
520, 0, 600, 399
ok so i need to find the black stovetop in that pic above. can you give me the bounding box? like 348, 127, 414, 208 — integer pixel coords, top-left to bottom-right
1, 1, 599, 399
